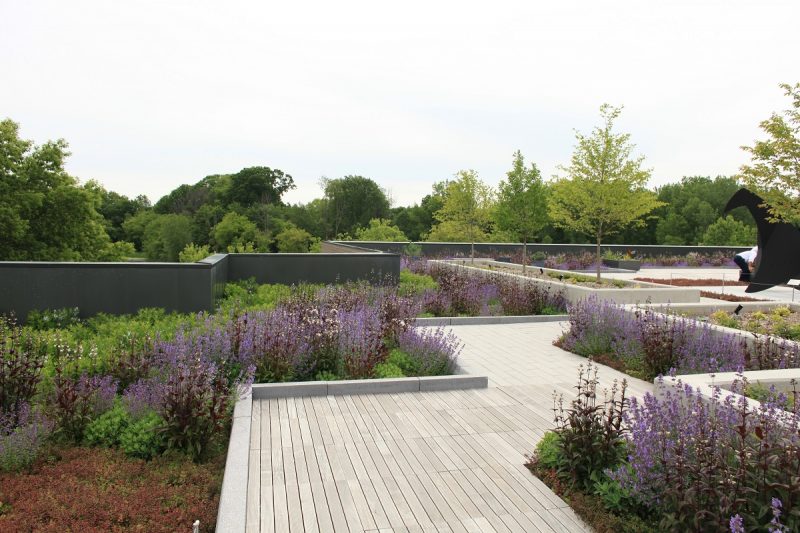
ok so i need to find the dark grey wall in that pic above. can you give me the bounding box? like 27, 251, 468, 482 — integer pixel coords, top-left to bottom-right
0, 262, 214, 319
331, 241, 750, 258
201, 253, 229, 306
228, 253, 400, 285
0, 252, 401, 321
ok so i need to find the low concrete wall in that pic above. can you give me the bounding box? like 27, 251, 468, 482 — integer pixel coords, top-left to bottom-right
320, 241, 383, 253
332, 241, 748, 258
434, 259, 701, 305
0, 252, 401, 320
227, 253, 400, 285
0, 261, 215, 319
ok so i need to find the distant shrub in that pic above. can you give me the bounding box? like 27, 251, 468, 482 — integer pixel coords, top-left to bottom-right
26, 307, 82, 330
178, 243, 211, 263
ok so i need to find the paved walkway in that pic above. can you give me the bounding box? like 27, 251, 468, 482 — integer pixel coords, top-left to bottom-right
244, 322, 653, 533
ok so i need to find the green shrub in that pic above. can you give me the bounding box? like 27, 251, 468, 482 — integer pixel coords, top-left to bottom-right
314, 371, 339, 381
119, 411, 165, 460
373, 362, 405, 378
84, 402, 131, 447
534, 431, 561, 469
385, 349, 417, 375
398, 270, 438, 295
26, 308, 81, 330
403, 242, 423, 257
178, 243, 211, 263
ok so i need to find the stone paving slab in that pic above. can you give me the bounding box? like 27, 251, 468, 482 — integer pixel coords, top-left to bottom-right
243, 322, 654, 532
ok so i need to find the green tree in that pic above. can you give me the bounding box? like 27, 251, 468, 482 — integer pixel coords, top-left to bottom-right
354, 218, 408, 241
322, 175, 390, 237
549, 104, 663, 279
655, 212, 690, 245
142, 214, 193, 261
700, 216, 757, 246
494, 150, 549, 272
275, 225, 319, 252
225, 166, 295, 208
211, 212, 266, 251
652, 176, 749, 245
432, 170, 494, 262
122, 210, 158, 251
0, 119, 120, 261
95, 186, 150, 242
740, 83, 800, 224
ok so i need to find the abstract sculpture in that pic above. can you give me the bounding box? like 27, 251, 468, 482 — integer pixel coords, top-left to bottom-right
724, 188, 800, 293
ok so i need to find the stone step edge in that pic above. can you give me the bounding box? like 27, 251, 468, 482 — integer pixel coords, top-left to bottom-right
251, 374, 489, 399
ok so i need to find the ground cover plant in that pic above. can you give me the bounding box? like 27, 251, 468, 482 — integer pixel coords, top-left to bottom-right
557, 297, 800, 381
709, 305, 800, 341
527, 363, 800, 532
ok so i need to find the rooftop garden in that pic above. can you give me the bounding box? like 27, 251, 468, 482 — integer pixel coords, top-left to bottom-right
0, 261, 567, 529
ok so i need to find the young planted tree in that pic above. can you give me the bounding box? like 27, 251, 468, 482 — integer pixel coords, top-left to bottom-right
494, 150, 549, 272
433, 170, 494, 263
549, 104, 663, 280
740, 82, 800, 224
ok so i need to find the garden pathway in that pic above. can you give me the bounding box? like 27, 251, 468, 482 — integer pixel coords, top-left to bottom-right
244, 321, 654, 533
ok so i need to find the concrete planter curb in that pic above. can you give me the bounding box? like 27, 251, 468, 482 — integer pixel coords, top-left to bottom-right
414, 315, 567, 326
251, 374, 489, 398
215, 388, 252, 533
217, 373, 487, 531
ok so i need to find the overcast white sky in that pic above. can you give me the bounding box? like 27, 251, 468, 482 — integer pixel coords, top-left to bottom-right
2, 0, 799, 207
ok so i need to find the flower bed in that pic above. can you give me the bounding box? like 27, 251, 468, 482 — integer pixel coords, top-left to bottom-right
708, 305, 800, 341
699, 290, 767, 302
406, 259, 567, 316
435, 259, 701, 305
527, 363, 800, 532
556, 297, 800, 381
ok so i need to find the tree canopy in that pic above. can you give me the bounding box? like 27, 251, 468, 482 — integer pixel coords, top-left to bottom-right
740, 82, 800, 224
494, 151, 548, 269
322, 175, 391, 237
431, 170, 494, 260
549, 104, 663, 278
0, 119, 131, 261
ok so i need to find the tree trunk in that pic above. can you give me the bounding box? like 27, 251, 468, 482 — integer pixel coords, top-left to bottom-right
522, 239, 527, 274
470, 239, 475, 265
595, 232, 602, 281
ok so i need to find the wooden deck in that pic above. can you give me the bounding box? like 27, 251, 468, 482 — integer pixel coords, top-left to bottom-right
244, 322, 653, 533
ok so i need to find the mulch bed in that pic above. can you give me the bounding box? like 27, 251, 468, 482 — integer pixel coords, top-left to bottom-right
699, 290, 767, 302
0, 447, 223, 533
634, 277, 748, 287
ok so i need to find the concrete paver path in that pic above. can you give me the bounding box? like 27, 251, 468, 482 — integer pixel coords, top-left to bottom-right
245, 322, 653, 533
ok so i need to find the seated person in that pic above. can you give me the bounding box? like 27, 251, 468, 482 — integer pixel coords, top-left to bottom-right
734, 245, 758, 282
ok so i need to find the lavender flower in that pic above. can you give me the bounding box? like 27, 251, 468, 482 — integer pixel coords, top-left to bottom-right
0, 402, 54, 471
398, 327, 462, 376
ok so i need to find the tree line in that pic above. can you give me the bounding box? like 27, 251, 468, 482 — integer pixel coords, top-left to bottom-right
1, 83, 797, 264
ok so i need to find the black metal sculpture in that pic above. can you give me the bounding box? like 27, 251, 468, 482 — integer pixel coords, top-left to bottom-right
724, 188, 800, 293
